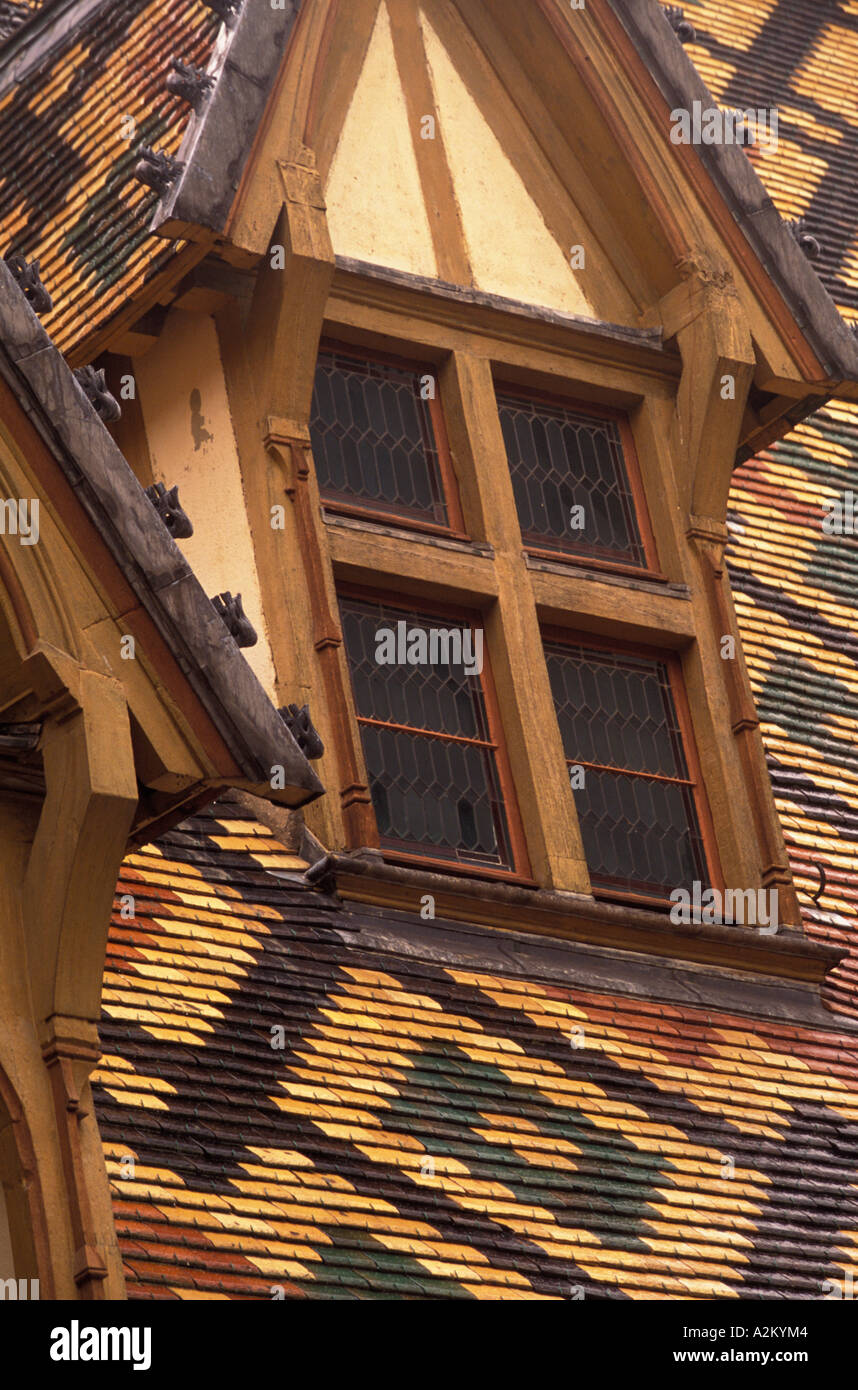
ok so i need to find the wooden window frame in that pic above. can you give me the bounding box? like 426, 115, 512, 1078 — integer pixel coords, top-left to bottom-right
313, 337, 468, 541
494, 378, 665, 581
542, 624, 723, 909
338, 581, 533, 884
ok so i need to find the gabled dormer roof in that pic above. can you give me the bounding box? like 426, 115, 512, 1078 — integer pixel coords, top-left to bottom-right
143, 0, 858, 414
2, 0, 856, 417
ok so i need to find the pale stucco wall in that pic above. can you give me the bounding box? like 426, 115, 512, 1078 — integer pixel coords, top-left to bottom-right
134, 309, 277, 697
326, 3, 438, 278
323, 0, 596, 317
421, 14, 596, 316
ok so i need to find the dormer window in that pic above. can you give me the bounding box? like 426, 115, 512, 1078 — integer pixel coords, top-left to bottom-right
291, 262, 801, 927
495, 387, 656, 573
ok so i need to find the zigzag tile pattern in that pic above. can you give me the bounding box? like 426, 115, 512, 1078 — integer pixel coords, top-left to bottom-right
0, 0, 217, 353
94, 806, 858, 1300
670, 0, 858, 1012
5, 0, 850, 1298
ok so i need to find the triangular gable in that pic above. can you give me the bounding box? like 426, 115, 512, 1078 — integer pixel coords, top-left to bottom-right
149, 0, 858, 411
324, 3, 597, 317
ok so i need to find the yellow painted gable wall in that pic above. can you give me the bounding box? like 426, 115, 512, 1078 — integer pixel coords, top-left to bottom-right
419, 14, 594, 317
134, 310, 278, 697
326, 4, 438, 278
323, 0, 599, 319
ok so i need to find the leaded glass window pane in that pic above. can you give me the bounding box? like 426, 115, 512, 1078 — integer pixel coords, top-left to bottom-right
341, 597, 513, 869
497, 391, 646, 566
311, 350, 448, 527
545, 641, 708, 897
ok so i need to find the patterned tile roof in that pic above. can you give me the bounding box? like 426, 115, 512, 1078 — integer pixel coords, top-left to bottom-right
670, 0, 858, 1015
0, 0, 217, 355
6, 0, 857, 1299
96, 804, 858, 1300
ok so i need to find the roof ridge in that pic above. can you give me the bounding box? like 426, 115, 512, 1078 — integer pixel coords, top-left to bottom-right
0, 0, 107, 93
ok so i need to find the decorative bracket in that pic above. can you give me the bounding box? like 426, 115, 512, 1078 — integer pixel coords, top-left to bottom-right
211, 591, 258, 648
263, 416, 311, 496
73, 365, 121, 423
134, 146, 183, 195
145, 481, 193, 538
4, 251, 52, 315
166, 57, 216, 112
786, 217, 821, 262
279, 702, 324, 760
664, 5, 696, 43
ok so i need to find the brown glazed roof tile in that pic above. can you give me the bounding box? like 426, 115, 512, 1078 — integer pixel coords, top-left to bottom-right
4, 0, 858, 1301
93, 803, 858, 1300
665, 0, 858, 1013
0, 0, 218, 356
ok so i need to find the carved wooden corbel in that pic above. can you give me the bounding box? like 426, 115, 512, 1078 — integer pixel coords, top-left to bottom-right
246, 149, 335, 425
239, 167, 375, 847
264, 416, 311, 499
658, 259, 757, 520
40, 1032, 110, 1298
261, 417, 374, 840
686, 522, 799, 918
664, 264, 800, 921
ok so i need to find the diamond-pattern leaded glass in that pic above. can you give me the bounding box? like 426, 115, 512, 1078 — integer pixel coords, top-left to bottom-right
544, 641, 708, 897
310, 349, 449, 526
340, 597, 514, 869
497, 391, 647, 566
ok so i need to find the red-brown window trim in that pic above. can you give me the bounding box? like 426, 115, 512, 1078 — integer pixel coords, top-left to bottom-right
542, 624, 723, 908
313, 338, 468, 540
493, 377, 663, 578
337, 581, 533, 884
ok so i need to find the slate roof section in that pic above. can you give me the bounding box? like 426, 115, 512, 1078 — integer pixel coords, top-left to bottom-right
95, 804, 858, 1301
668, 0, 858, 1018
0, 0, 218, 355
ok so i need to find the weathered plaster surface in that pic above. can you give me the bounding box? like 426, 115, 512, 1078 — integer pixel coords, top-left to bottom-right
135, 308, 278, 697
421, 14, 595, 316
325, 4, 438, 278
